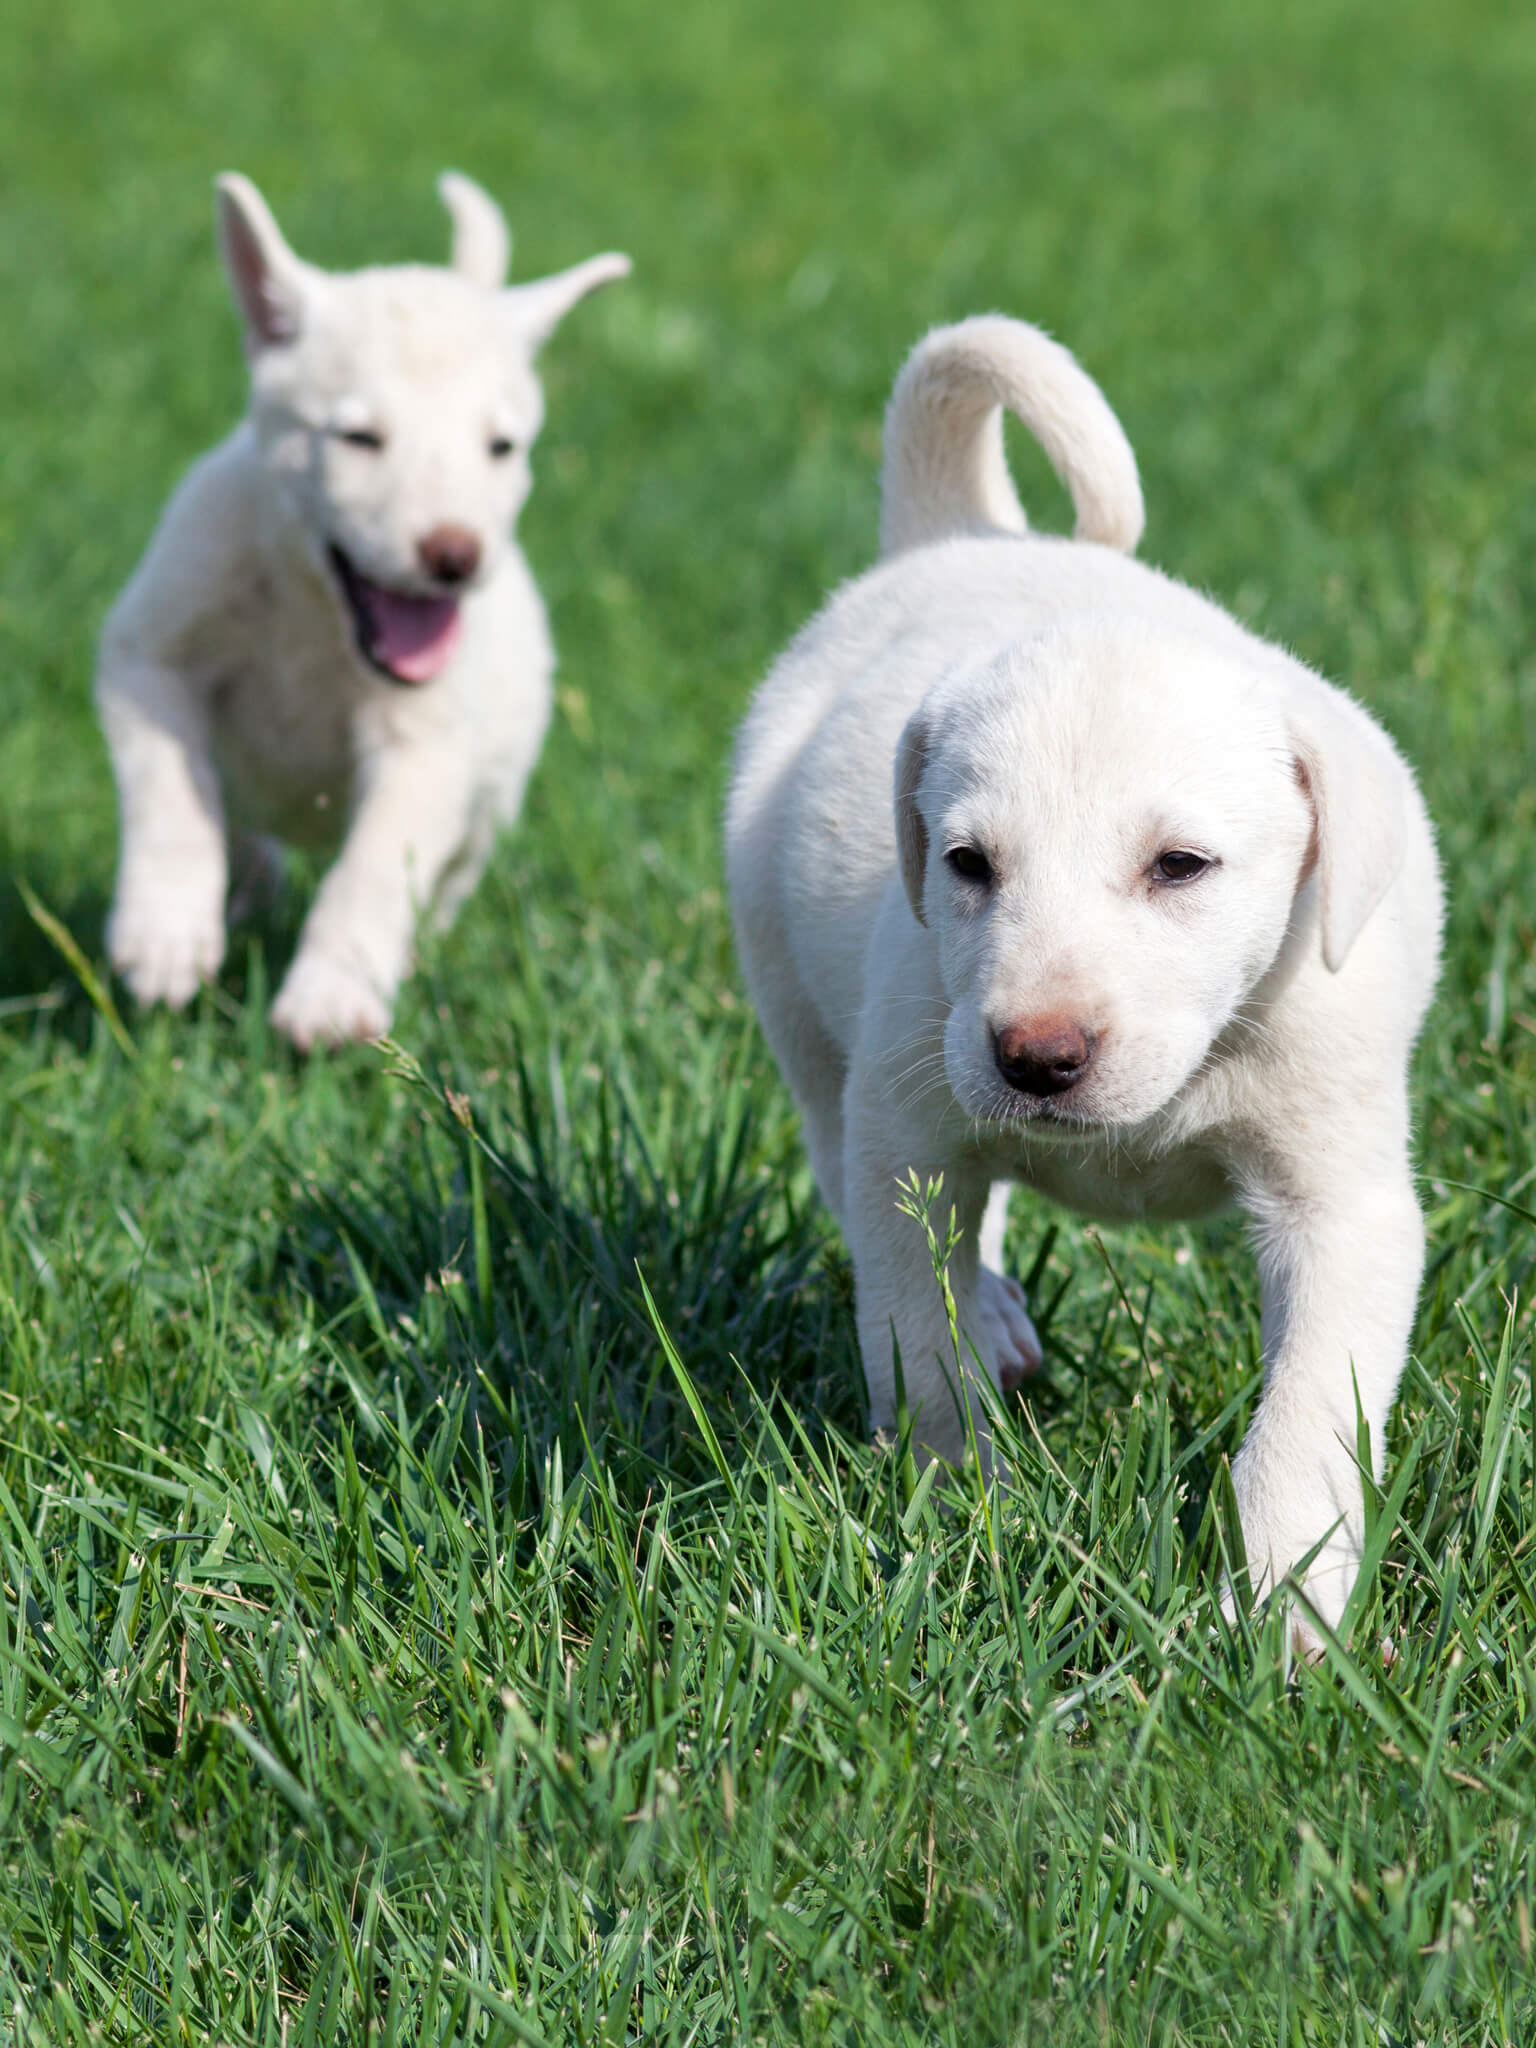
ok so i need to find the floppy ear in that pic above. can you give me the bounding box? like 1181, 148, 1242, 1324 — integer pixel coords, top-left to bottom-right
501, 251, 631, 350
438, 171, 511, 289
894, 708, 932, 927
215, 173, 322, 350
1287, 676, 1408, 973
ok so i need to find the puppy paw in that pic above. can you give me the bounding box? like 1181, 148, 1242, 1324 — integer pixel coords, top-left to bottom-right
1218, 1582, 1334, 1665
271, 951, 391, 1050
978, 1266, 1044, 1392
1287, 1542, 1358, 1661
108, 895, 226, 1010
1221, 1516, 1359, 1663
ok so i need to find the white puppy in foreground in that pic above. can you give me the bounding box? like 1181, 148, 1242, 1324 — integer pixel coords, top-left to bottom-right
97, 174, 628, 1048
727, 316, 1441, 1648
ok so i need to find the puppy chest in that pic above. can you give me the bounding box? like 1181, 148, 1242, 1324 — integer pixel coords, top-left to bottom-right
209, 658, 359, 849
1010, 1140, 1232, 1224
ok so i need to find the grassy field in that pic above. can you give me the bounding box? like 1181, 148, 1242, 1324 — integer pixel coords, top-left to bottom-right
3, 0, 1536, 2039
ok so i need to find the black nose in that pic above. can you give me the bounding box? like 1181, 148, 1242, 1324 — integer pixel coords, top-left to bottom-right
993, 1018, 1097, 1097
417, 523, 482, 586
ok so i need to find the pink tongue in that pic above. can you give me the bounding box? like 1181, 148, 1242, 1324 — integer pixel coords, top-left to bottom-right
359, 581, 463, 683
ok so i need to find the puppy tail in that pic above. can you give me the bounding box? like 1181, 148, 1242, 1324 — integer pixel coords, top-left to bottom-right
879, 315, 1144, 558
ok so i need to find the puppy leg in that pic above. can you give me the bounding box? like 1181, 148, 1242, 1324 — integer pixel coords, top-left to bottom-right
729, 847, 850, 1215
424, 793, 499, 936
1232, 1142, 1424, 1655
271, 741, 473, 1049
428, 666, 553, 934
780, 1013, 851, 1222
977, 1183, 1044, 1390
97, 653, 228, 1009
844, 1082, 996, 1467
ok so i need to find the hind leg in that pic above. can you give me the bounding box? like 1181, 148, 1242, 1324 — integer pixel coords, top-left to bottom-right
781, 1008, 849, 1219
977, 1183, 1044, 1390
743, 943, 849, 1218
728, 828, 850, 1218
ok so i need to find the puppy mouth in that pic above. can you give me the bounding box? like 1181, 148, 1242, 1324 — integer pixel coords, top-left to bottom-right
964, 1078, 1104, 1135
995, 1095, 1096, 1132
328, 546, 464, 686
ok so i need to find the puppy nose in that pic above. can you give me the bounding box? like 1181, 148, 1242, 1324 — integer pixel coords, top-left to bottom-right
418, 524, 481, 586
993, 1016, 1097, 1097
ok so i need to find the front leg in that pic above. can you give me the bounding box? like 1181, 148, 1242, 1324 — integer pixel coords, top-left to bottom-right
978, 1182, 1045, 1390
271, 737, 472, 1049
843, 1074, 997, 1469
96, 649, 228, 1010
1231, 1150, 1424, 1653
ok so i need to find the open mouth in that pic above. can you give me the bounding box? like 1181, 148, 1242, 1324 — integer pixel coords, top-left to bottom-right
328, 546, 464, 686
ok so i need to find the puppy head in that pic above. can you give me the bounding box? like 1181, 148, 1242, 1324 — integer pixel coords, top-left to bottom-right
215, 172, 629, 685
894, 626, 1406, 1131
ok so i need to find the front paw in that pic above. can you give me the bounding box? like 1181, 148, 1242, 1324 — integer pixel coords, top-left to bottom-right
1227, 1490, 1360, 1661
1284, 1532, 1358, 1660
108, 892, 226, 1010
978, 1266, 1045, 1392
271, 951, 391, 1050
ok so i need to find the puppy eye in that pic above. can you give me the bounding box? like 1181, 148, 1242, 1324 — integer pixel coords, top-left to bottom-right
488, 435, 517, 459
1152, 850, 1210, 885
335, 426, 385, 451
946, 846, 993, 885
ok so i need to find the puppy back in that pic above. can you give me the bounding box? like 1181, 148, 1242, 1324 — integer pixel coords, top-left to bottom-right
879, 315, 1144, 559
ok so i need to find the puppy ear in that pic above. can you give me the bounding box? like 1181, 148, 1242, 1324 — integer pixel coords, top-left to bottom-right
894, 708, 932, 927
501, 252, 631, 351
438, 172, 511, 289
215, 174, 321, 350
1288, 677, 1408, 972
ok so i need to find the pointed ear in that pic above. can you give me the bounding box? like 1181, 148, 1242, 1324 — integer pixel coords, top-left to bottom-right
1288, 677, 1408, 972
437, 171, 511, 289
894, 708, 932, 927
215, 173, 321, 350
501, 252, 631, 350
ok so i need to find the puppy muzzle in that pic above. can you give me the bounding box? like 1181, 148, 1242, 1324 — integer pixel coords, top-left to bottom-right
992, 1017, 1097, 1098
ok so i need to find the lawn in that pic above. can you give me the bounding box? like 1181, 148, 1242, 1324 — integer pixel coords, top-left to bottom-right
3, 0, 1536, 2039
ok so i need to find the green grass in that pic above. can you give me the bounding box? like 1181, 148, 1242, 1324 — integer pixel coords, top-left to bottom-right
3, 0, 1536, 2038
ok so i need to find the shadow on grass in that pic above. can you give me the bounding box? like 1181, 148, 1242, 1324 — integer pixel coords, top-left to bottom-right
271, 1030, 1200, 1584
0, 873, 111, 1034
0, 860, 317, 1051
279, 1049, 869, 1512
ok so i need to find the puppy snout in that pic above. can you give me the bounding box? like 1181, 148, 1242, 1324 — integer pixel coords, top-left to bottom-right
993, 1015, 1097, 1097
418, 524, 482, 586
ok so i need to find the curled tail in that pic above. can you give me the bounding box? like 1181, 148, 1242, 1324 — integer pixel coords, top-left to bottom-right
879, 315, 1144, 559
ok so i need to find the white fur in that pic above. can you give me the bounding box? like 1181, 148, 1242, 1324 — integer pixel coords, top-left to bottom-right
727, 315, 1442, 1653
96, 172, 629, 1048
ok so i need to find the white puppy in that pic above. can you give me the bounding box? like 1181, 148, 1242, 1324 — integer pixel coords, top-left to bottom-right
97, 173, 629, 1048
727, 316, 1441, 1648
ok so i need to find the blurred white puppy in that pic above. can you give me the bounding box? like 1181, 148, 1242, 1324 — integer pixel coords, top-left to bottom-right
727, 316, 1441, 1648
97, 173, 628, 1048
